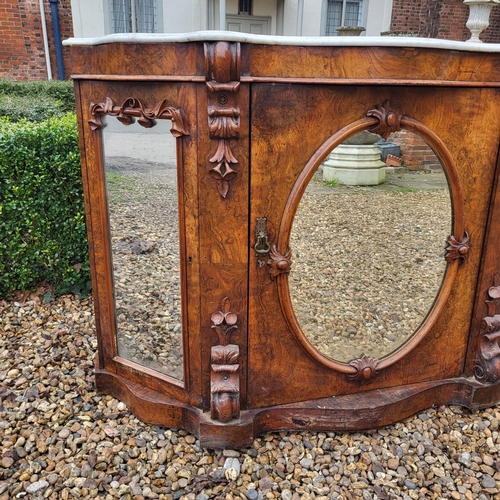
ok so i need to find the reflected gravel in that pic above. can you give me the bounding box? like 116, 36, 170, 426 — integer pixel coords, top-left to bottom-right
105, 157, 183, 382
290, 178, 450, 363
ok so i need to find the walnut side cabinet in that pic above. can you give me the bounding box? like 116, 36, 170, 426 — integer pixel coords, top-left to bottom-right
68, 33, 500, 448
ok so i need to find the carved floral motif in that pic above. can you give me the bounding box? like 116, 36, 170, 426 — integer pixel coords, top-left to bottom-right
267, 245, 292, 279
205, 41, 242, 199
475, 274, 500, 383
445, 232, 470, 265
209, 108, 240, 139
207, 110, 240, 198
210, 298, 240, 422
207, 107, 240, 198
348, 355, 380, 381
89, 97, 188, 137
366, 101, 403, 140
211, 297, 238, 346
486, 273, 500, 316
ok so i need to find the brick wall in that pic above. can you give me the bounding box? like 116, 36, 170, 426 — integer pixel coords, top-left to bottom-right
389, 131, 441, 171
0, 0, 73, 81
390, 0, 500, 42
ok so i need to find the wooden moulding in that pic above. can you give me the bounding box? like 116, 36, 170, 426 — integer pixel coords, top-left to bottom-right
276, 102, 466, 380
96, 368, 500, 449
205, 41, 242, 198
475, 274, 500, 383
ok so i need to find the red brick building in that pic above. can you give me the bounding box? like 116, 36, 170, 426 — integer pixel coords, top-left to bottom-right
0, 0, 73, 80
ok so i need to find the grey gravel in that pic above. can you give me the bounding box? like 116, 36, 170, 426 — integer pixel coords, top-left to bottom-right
290, 177, 450, 363
0, 310, 499, 500
2, 161, 500, 499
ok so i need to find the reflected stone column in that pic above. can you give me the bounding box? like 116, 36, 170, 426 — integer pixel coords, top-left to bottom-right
322, 131, 386, 186
464, 0, 500, 42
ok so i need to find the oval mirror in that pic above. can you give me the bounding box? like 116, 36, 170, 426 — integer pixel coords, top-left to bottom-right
103, 117, 184, 382
288, 130, 451, 363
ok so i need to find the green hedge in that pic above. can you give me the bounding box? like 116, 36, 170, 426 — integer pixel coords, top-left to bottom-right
0, 114, 90, 297
0, 79, 75, 122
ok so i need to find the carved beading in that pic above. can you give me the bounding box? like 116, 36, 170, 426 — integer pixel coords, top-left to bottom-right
210, 298, 240, 422
89, 97, 188, 137
366, 101, 403, 140
445, 231, 470, 265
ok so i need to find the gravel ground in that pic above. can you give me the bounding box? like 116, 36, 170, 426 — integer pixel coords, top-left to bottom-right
2, 166, 500, 500
1, 295, 500, 500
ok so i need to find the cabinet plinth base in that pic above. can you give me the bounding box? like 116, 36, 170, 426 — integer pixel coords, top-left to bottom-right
96, 369, 500, 449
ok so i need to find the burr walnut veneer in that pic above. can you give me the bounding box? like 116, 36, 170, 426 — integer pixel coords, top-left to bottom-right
67, 33, 500, 448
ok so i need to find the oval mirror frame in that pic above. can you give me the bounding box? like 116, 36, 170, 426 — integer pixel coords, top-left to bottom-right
276, 107, 466, 380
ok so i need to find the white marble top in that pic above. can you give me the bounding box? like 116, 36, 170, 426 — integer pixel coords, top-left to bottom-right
63, 30, 500, 53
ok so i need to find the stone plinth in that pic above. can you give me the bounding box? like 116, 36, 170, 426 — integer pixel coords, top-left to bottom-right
323, 143, 386, 186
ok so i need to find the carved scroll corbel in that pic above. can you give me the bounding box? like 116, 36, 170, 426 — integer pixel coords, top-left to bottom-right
210, 297, 240, 422
475, 274, 500, 383
205, 41, 242, 199
89, 96, 189, 137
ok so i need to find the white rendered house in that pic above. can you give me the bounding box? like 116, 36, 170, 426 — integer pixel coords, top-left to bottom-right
70, 0, 395, 38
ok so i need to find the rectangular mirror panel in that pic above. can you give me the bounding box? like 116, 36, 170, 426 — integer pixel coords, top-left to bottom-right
103, 117, 184, 382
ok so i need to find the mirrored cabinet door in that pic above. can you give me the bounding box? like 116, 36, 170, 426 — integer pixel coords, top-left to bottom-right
248, 83, 494, 409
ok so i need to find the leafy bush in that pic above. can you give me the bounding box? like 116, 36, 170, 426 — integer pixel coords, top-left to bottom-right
0, 114, 90, 297
0, 79, 75, 122
0, 94, 67, 123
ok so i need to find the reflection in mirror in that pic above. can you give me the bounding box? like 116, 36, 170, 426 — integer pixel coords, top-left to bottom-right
289, 130, 451, 363
103, 117, 183, 382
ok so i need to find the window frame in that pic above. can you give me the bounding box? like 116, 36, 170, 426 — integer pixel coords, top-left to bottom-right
322, 0, 367, 36
108, 0, 163, 34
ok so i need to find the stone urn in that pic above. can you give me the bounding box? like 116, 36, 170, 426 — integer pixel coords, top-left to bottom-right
336, 26, 366, 36
464, 0, 500, 42
322, 131, 386, 186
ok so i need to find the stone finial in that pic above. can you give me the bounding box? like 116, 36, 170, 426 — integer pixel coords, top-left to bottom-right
464, 0, 500, 42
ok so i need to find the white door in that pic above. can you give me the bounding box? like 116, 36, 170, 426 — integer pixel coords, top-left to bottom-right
226, 15, 270, 34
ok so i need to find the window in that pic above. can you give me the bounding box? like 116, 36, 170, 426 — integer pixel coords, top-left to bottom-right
111, 0, 157, 33
325, 0, 363, 35
238, 0, 253, 15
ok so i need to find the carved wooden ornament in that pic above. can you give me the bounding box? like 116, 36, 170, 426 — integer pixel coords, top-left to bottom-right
348, 355, 380, 381
366, 100, 403, 140
89, 96, 189, 137
267, 245, 292, 279
445, 231, 470, 265
208, 107, 240, 198
205, 41, 242, 199
210, 298, 240, 422
475, 275, 500, 383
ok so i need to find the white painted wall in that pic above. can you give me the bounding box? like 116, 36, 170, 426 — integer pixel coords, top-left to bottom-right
302, 0, 324, 36
365, 0, 394, 36
70, 0, 108, 37
162, 0, 207, 32
282, 0, 299, 35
